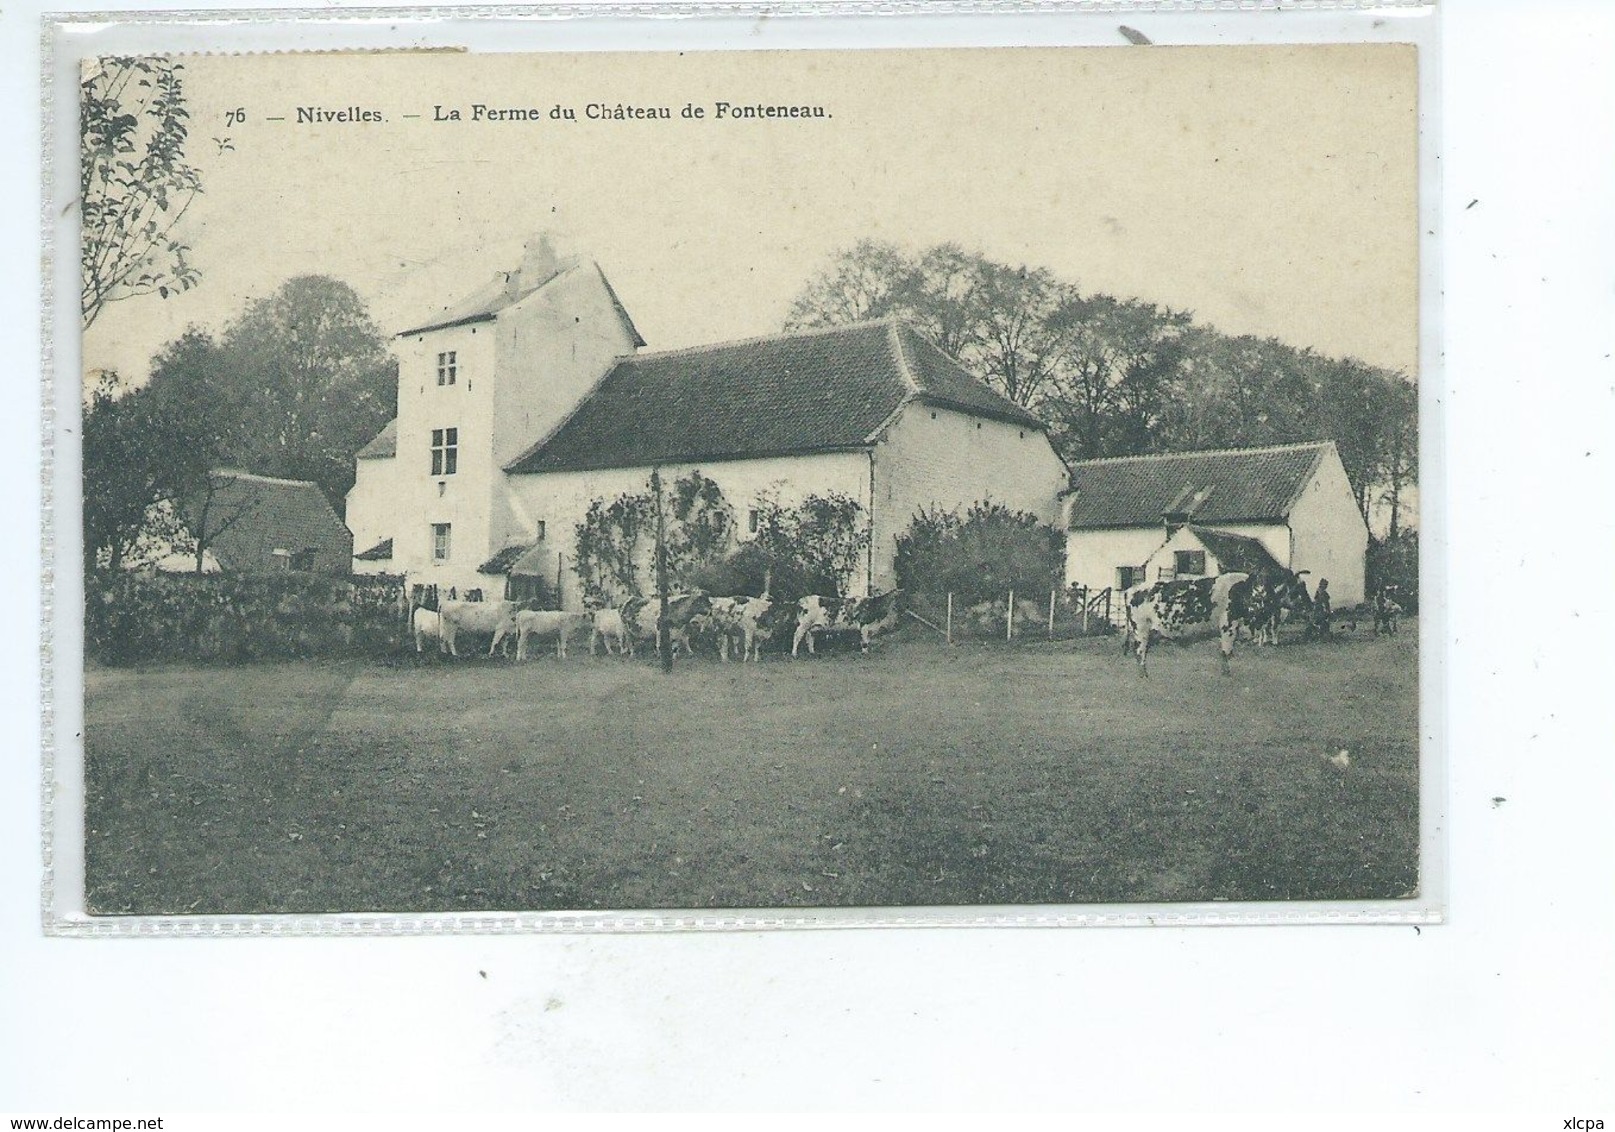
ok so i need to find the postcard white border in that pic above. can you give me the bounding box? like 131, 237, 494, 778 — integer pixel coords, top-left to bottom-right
39, 2, 1443, 936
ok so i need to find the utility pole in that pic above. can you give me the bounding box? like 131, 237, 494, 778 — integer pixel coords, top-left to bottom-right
651, 467, 672, 673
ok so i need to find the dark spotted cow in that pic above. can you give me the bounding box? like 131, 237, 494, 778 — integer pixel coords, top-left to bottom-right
792, 589, 904, 656
620, 592, 712, 659
1241, 567, 1315, 646
1373, 586, 1404, 636
1123, 573, 1250, 676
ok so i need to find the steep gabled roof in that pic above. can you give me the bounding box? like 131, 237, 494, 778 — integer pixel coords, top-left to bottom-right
355, 537, 394, 561
356, 418, 397, 459
184, 470, 352, 571
1066, 441, 1332, 530
397, 261, 645, 346
506, 318, 1044, 475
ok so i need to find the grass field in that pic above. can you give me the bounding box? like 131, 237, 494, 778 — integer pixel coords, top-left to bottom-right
83, 624, 1420, 914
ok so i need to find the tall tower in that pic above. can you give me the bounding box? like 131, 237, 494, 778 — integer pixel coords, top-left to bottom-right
349, 234, 644, 590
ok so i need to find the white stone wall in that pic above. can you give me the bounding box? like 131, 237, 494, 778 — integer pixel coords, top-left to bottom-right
505, 451, 871, 608
346, 454, 398, 575
871, 403, 1069, 591
1288, 446, 1369, 605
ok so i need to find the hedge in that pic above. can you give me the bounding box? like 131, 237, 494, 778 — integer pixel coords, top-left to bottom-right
86, 571, 410, 665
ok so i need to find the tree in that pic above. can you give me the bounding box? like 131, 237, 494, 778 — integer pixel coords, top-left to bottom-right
81, 360, 218, 574
786, 241, 1063, 408
1043, 294, 1192, 461
219, 276, 398, 507
80, 56, 203, 328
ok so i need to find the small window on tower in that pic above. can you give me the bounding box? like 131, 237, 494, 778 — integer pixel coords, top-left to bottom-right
747, 509, 760, 535
432, 523, 452, 562
436, 350, 458, 386
535, 520, 547, 540
430, 427, 459, 476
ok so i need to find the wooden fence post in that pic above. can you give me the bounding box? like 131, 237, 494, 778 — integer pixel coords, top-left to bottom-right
946, 592, 953, 645
1007, 589, 1015, 642
1049, 587, 1057, 639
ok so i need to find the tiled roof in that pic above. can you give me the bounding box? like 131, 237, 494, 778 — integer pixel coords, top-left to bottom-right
398, 262, 645, 347
1186, 526, 1283, 574
185, 470, 353, 574
1066, 442, 1332, 530
478, 543, 534, 575
507, 319, 1044, 475
892, 324, 1045, 429
356, 418, 397, 459
355, 537, 393, 561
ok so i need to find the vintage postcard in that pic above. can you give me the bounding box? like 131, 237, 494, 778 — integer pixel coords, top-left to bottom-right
66, 40, 1425, 924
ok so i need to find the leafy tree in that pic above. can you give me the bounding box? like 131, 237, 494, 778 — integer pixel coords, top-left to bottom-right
217, 276, 397, 507
81, 364, 217, 574
80, 56, 203, 328
1043, 294, 1193, 461
786, 241, 1062, 408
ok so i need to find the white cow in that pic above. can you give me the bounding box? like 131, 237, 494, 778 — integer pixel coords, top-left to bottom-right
411, 606, 444, 654
588, 606, 630, 657
438, 599, 521, 658
514, 610, 586, 660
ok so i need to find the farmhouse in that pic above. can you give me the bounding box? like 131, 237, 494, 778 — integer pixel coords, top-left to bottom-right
347, 234, 1070, 605
146, 469, 354, 575
1062, 441, 1369, 606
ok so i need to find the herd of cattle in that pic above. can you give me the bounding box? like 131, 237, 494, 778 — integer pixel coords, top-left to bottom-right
405, 568, 1402, 673
409, 586, 905, 664
1121, 566, 1404, 676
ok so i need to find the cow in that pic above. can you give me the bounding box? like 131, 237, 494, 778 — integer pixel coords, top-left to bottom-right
620, 593, 712, 659
587, 605, 630, 657
1123, 573, 1250, 677
1373, 586, 1404, 636
792, 589, 904, 656
708, 594, 775, 662
437, 599, 521, 658
706, 573, 774, 663
513, 609, 587, 661
411, 606, 444, 654
1240, 567, 1314, 647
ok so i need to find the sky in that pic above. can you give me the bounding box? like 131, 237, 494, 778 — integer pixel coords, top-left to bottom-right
83, 44, 1419, 385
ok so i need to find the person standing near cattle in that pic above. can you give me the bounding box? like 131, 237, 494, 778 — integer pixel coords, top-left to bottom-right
1307, 579, 1334, 641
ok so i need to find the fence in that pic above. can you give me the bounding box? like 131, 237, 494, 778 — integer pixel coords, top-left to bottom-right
87, 571, 411, 665
903, 586, 1115, 644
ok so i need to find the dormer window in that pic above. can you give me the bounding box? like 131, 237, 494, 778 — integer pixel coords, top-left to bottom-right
436, 351, 458, 386
431, 427, 458, 475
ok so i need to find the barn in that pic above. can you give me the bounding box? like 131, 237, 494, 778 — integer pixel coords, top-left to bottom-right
147, 469, 354, 575
347, 233, 1070, 605
1061, 441, 1369, 607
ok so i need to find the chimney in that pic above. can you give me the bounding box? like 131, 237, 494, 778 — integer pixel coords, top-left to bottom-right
515, 233, 564, 294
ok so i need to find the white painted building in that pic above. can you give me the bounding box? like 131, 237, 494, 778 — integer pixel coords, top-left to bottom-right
1061, 441, 1369, 607
348, 235, 1069, 606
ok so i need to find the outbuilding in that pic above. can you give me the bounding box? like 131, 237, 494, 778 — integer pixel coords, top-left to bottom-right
1062, 440, 1369, 607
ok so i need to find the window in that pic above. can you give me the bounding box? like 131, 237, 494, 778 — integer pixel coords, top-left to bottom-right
436, 350, 458, 386
747, 509, 760, 534
430, 427, 458, 476
534, 520, 547, 540
290, 549, 317, 572
1117, 565, 1145, 590
432, 523, 452, 562
1175, 550, 1207, 577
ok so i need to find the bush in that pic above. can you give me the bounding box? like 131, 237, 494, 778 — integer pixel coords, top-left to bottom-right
895, 502, 1064, 606
86, 571, 409, 665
